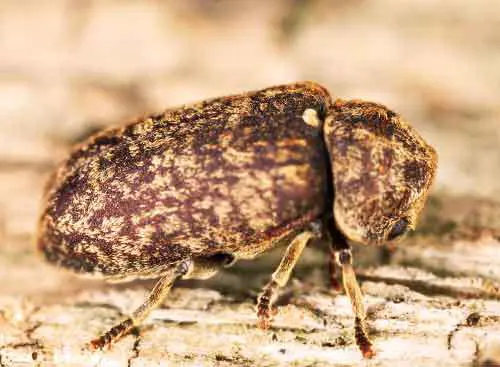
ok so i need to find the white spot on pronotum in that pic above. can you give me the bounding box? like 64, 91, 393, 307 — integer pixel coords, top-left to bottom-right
302, 108, 320, 128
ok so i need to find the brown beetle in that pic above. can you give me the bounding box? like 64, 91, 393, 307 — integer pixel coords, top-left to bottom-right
37, 82, 437, 358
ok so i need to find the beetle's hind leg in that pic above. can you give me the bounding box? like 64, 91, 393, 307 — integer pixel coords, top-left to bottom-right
89, 260, 190, 350
256, 229, 318, 329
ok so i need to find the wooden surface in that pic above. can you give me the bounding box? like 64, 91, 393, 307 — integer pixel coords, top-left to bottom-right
1, 1, 500, 366
1, 215, 500, 366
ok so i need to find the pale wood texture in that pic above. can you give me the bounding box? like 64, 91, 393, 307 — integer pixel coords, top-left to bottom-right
1, 236, 500, 366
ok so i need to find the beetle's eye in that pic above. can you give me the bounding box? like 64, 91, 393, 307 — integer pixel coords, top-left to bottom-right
387, 218, 409, 241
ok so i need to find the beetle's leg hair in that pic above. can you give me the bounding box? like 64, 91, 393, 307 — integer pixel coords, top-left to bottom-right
89, 260, 190, 350
256, 230, 316, 329
335, 248, 375, 359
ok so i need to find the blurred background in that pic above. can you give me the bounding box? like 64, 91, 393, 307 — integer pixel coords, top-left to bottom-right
1, 1, 500, 365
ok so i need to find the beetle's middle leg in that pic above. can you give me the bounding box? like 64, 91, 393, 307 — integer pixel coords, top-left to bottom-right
256, 229, 318, 329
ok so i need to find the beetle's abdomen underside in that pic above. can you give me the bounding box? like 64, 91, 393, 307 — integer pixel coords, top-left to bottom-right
37, 82, 332, 278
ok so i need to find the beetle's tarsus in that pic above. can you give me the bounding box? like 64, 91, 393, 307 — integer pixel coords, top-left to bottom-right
256, 280, 278, 329
256, 304, 278, 329
355, 317, 375, 358
89, 318, 134, 350
257, 315, 273, 330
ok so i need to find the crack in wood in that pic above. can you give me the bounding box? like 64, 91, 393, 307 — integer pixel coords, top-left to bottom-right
0, 307, 48, 364
127, 331, 141, 367
447, 312, 481, 350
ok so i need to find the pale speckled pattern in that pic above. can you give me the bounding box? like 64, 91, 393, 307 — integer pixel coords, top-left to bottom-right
37, 82, 332, 280
325, 100, 437, 245
37, 81, 437, 283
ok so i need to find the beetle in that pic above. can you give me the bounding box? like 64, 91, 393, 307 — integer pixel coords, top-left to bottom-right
37, 82, 437, 358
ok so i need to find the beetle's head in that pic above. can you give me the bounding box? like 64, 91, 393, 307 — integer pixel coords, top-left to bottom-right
324, 99, 438, 246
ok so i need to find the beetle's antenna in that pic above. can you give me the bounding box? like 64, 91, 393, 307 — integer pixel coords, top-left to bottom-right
336, 249, 375, 359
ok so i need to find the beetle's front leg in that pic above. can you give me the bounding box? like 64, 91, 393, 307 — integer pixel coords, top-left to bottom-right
256, 230, 317, 329
335, 248, 374, 358
328, 222, 375, 358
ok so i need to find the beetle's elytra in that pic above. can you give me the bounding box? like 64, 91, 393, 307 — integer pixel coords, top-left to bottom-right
37, 82, 437, 357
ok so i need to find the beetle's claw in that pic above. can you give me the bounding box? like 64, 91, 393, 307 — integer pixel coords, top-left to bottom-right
257, 316, 272, 330
354, 317, 375, 359
257, 305, 278, 329
256, 295, 278, 330
88, 337, 107, 351
89, 331, 117, 351
256, 305, 275, 329
88, 318, 134, 351
362, 346, 376, 359
256, 283, 275, 327
359, 340, 376, 359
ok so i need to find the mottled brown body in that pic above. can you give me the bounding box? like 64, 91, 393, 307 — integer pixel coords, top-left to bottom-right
36, 81, 437, 357
38, 82, 331, 280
